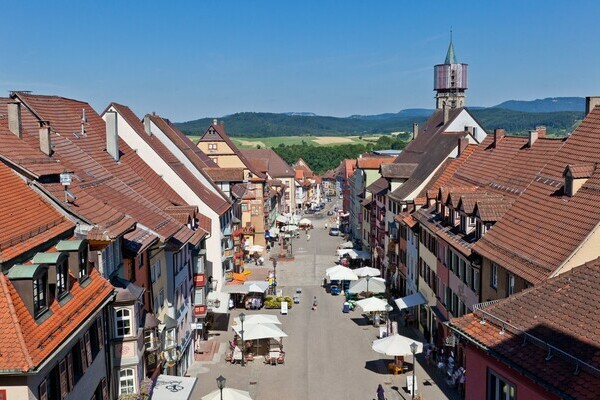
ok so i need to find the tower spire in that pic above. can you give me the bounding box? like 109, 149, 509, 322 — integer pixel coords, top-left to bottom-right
444, 30, 457, 65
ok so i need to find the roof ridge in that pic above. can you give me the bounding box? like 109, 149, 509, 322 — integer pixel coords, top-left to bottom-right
0, 274, 33, 370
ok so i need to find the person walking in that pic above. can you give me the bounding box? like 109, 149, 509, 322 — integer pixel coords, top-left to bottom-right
307, 234, 311, 241
312, 296, 318, 311
376, 383, 385, 400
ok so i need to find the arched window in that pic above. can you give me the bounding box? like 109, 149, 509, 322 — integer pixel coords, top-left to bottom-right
119, 368, 135, 394
115, 308, 132, 337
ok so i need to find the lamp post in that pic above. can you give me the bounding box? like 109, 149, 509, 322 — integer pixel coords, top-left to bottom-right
272, 260, 278, 295
216, 375, 226, 400
410, 341, 418, 399
385, 304, 393, 336
239, 312, 246, 366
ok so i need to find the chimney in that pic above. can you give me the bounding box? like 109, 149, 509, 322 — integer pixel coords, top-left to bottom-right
528, 129, 538, 148
536, 125, 547, 138
105, 111, 120, 161
143, 115, 151, 135
412, 123, 419, 140
585, 96, 600, 116
8, 102, 22, 138
493, 129, 505, 148
443, 103, 450, 125
458, 137, 469, 156
39, 122, 52, 156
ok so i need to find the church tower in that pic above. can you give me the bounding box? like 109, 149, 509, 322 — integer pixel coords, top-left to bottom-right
434, 34, 468, 109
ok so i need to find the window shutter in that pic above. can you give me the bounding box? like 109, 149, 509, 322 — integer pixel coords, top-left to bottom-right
97, 316, 104, 349
84, 332, 93, 366
59, 359, 68, 399
39, 378, 48, 400
80, 339, 88, 372
66, 353, 75, 391
101, 378, 109, 400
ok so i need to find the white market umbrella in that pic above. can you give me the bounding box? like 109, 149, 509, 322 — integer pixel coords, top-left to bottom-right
276, 215, 289, 224
248, 245, 264, 253
372, 334, 424, 357
326, 265, 347, 275
327, 267, 359, 281
247, 283, 267, 293
355, 297, 389, 313
348, 277, 386, 294
339, 241, 354, 249
281, 225, 299, 232
353, 266, 381, 277
299, 218, 312, 226
232, 314, 281, 327
233, 322, 288, 341
202, 388, 253, 400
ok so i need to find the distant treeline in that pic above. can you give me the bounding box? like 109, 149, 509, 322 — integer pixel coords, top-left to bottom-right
273, 135, 409, 174
176, 109, 583, 138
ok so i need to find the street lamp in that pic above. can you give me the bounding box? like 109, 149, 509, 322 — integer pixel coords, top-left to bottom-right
385, 304, 393, 335
272, 260, 278, 294
410, 341, 418, 399
239, 312, 246, 366
216, 375, 226, 400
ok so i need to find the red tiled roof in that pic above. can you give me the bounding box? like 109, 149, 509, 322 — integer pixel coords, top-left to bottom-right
110, 104, 231, 216
0, 268, 113, 372
292, 158, 314, 178
10, 93, 195, 242
418, 145, 477, 201
473, 107, 600, 284
449, 258, 600, 400
240, 148, 294, 178
356, 157, 395, 170
0, 162, 74, 263
204, 167, 245, 182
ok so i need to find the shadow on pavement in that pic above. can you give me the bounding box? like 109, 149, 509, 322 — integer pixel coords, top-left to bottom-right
351, 317, 371, 326
364, 358, 390, 374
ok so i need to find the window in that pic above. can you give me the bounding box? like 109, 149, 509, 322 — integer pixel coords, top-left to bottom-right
491, 263, 498, 289
488, 369, 516, 400
159, 289, 165, 310
145, 329, 158, 351
508, 273, 515, 296
459, 259, 466, 282
119, 368, 136, 395
151, 260, 161, 283
208, 143, 218, 151
115, 308, 132, 337
57, 259, 68, 299
473, 269, 480, 293
59, 359, 68, 399
78, 248, 88, 280
39, 378, 48, 400
33, 274, 47, 316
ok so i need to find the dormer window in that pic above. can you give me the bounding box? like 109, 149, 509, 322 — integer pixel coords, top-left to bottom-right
33, 273, 47, 316
563, 164, 595, 197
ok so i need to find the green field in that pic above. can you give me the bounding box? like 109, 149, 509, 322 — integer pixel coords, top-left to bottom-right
226, 135, 382, 148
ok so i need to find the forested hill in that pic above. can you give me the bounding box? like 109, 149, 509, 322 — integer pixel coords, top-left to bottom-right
175, 108, 583, 137
175, 112, 426, 137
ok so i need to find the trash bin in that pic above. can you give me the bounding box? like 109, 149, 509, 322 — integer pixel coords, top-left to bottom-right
342, 302, 350, 313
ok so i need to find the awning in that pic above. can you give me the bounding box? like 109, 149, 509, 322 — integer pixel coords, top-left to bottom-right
207, 291, 230, 313
339, 241, 353, 249
394, 292, 427, 310
221, 285, 249, 294
152, 375, 197, 400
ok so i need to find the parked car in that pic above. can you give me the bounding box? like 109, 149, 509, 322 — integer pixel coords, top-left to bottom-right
329, 227, 340, 236
306, 209, 316, 214
330, 285, 341, 295
334, 207, 339, 212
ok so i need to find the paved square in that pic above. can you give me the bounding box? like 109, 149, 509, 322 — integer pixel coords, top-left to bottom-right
189, 202, 461, 400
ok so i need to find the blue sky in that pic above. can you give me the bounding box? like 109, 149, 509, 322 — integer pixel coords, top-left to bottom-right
2, 1, 599, 121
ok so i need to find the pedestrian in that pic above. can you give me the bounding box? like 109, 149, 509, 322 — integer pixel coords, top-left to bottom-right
312, 296, 318, 311
376, 383, 385, 400
307, 234, 311, 241
325, 222, 328, 230
458, 368, 466, 398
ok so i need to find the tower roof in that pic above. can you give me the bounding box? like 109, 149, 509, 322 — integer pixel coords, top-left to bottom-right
444, 37, 457, 64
